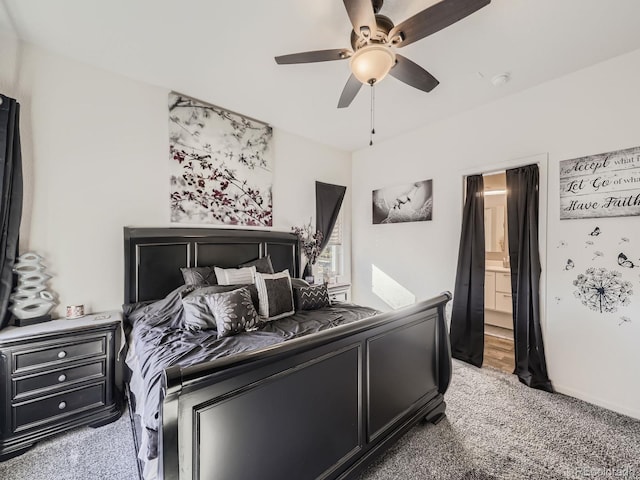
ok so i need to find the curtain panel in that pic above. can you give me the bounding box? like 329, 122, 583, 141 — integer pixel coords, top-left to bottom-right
0, 94, 23, 330
506, 164, 553, 392
315, 181, 346, 253
450, 175, 485, 367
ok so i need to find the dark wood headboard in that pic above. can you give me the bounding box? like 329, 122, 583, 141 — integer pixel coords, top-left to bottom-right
123, 227, 300, 304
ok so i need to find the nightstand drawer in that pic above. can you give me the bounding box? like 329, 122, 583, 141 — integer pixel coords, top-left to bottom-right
329, 292, 348, 302
13, 338, 106, 373
14, 383, 106, 432
14, 360, 105, 400
327, 283, 351, 303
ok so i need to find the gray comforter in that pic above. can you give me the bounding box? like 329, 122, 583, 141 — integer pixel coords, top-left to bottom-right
125, 285, 378, 460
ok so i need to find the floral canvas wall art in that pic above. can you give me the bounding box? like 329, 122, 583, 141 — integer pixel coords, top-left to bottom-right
169, 93, 273, 226
372, 179, 433, 224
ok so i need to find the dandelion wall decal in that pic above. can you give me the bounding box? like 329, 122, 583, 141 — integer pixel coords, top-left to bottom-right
573, 268, 633, 314
557, 240, 567, 248
618, 316, 631, 326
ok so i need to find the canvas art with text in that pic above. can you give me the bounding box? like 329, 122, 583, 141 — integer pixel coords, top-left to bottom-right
372, 179, 433, 224
560, 145, 640, 220
168, 93, 273, 226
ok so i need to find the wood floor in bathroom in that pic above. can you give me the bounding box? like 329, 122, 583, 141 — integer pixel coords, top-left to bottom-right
483, 334, 515, 373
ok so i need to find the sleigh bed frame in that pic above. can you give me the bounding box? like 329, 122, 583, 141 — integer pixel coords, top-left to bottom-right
124, 227, 452, 480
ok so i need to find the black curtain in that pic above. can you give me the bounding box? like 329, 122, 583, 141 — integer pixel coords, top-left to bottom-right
450, 175, 485, 367
0, 94, 23, 330
315, 181, 346, 253
506, 164, 553, 392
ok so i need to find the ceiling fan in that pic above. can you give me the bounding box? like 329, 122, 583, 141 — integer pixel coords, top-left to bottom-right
275, 0, 491, 108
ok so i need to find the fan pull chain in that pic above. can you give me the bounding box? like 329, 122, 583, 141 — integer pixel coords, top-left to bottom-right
369, 82, 376, 146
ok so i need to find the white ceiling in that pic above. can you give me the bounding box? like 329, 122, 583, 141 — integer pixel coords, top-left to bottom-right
3, 0, 640, 152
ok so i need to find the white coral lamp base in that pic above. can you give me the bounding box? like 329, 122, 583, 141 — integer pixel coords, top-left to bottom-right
10, 252, 55, 319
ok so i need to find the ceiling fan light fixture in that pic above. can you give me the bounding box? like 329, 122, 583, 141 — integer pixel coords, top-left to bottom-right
350, 44, 396, 85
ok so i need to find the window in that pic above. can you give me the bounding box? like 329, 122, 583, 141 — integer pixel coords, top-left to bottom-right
316, 208, 343, 280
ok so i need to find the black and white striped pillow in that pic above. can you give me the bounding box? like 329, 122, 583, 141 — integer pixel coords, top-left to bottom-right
214, 265, 257, 285
254, 270, 295, 321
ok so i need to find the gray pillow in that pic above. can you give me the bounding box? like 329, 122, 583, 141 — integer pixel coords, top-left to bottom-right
239, 255, 275, 274
182, 284, 261, 331
291, 278, 310, 289
209, 287, 260, 339
182, 288, 218, 331
180, 266, 217, 286
182, 286, 260, 335
255, 271, 295, 321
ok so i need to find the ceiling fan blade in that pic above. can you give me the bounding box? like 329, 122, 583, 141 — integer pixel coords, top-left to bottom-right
343, 0, 377, 38
338, 74, 363, 108
275, 49, 352, 64
389, 55, 439, 92
390, 0, 490, 48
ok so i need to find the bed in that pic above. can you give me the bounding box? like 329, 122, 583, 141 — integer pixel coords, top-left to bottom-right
123, 227, 452, 480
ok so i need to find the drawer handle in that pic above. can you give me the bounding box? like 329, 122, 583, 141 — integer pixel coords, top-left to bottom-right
57, 351, 67, 359
58, 374, 67, 382
503, 294, 512, 298
58, 401, 67, 410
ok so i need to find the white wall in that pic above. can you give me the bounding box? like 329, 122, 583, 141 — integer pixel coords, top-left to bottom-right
0, 32, 19, 95
8, 42, 351, 316
352, 48, 640, 419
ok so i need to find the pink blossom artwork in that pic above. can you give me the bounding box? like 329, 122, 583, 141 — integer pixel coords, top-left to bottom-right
168, 93, 273, 226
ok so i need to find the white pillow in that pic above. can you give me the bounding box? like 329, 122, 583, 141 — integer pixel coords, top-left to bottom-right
254, 270, 295, 321
214, 265, 256, 285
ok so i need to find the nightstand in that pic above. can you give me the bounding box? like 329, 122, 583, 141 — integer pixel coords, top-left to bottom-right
0, 313, 121, 460
327, 283, 351, 303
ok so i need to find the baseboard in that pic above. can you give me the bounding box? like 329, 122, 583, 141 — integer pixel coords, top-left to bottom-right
553, 383, 640, 420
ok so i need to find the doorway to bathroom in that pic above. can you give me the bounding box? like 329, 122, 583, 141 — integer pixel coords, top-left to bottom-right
482, 172, 514, 373
450, 156, 553, 391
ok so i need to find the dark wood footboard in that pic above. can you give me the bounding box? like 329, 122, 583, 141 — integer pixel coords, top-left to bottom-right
158, 292, 452, 480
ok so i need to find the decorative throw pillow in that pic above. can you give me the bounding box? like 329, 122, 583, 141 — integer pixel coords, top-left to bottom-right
208, 287, 260, 339
214, 265, 257, 286
182, 289, 218, 331
182, 286, 259, 335
239, 255, 275, 274
182, 285, 260, 330
294, 284, 331, 311
180, 266, 217, 286
254, 270, 295, 321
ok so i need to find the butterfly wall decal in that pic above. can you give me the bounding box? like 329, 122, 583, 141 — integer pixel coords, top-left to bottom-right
619, 316, 631, 326
585, 240, 594, 248
619, 237, 630, 244
589, 226, 601, 236
618, 253, 638, 268
564, 259, 575, 271
592, 251, 603, 260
